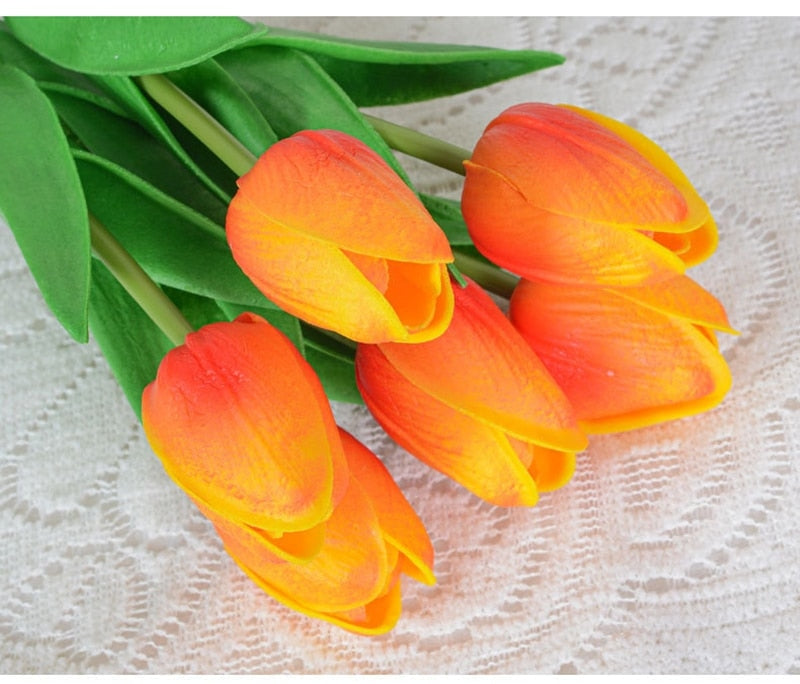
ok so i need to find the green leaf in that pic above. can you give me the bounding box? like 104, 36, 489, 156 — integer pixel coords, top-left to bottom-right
299, 325, 361, 405
72, 150, 271, 309
89, 73, 233, 204
44, 83, 228, 224
167, 59, 277, 158
0, 21, 103, 95
5, 16, 266, 76
0, 65, 90, 342
164, 287, 230, 331
89, 259, 173, 420
255, 26, 565, 106
421, 193, 473, 246
217, 45, 408, 181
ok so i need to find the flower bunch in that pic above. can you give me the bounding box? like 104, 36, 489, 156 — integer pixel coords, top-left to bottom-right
0, 18, 734, 635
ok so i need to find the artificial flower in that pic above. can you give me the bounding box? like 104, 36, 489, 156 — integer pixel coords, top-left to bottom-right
355, 278, 587, 507
509, 275, 735, 433
207, 428, 435, 636
141, 312, 349, 558
461, 102, 717, 287
226, 129, 454, 343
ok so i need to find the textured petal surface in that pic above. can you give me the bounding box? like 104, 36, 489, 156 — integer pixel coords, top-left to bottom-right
194, 498, 327, 563
227, 188, 454, 343
214, 473, 389, 615
356, 342, 579, 507
232, 129, 452, 261
473, 103, 690, 227
227, 197, 407, 341
141, 313, 347, 532
462, 102, 717, 284
611, 274, 737, 334
462, 161, 687, 286
510, 280, 733, 433
376, 279, 585, 451
337, 428, 435, 585
565, 104, 718, 265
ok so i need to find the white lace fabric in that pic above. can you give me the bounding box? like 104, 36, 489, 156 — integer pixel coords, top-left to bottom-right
1, 17, 799, 674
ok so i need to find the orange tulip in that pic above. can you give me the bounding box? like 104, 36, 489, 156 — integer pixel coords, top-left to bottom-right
355, 278, 587, 507
206, 428, 435, 636
226, 129, 454, 343
461, 103, 717, 287
141, 312, 349, 559
509, 275, 735, 434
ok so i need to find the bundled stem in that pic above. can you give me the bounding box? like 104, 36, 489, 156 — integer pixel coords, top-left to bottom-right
453, 251, 518, 299
364, 114, 471, 176
89, 214, 193, 346
137, 73, 257, 177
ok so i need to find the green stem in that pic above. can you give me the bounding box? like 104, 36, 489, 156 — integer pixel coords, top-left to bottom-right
365, 114, 470, 175
453, 250, 519, 300
137, 73, 256, 177
90, 214, 193, 346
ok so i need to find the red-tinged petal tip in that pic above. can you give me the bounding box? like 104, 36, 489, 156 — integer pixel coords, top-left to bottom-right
141, 313, 346, 533
510, 280, 733, 434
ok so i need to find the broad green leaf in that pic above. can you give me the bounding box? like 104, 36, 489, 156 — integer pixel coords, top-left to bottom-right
6, 16, 266, 76
73, 150, 271, 309
0, 21, 104, 95
89, 73, 233, 203
421, 193, 473, 246
306, 346, 361, 405
217, 45, 408, 181
89, 259, 173, 420
253, 25, 565, 106
164, 287, 230, 331
44, 84, 228, 224
0, 65, 90, 342
217, 300, 304, 355
299, 325, 361, 405
167, 59, 277, 158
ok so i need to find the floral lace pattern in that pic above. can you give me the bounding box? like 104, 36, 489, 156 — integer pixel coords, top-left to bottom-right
1, 16, 799, 674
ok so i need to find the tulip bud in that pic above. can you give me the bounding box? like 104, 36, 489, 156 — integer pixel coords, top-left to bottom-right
356, 278, 587, 507
206, 428, 435, 636
141, 313, 349, 544
509, 275, 734, 433
462, 103, 717, 287
226, 129, 454, 343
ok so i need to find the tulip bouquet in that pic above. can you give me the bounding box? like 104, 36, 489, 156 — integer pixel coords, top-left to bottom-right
0, 17, 735, 635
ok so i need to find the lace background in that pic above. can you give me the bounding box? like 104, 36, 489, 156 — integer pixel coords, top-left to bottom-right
1, 16, 798, 674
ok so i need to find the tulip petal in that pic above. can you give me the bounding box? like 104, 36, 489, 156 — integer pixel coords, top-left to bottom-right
232, 129, 452, 262
507, 437, 577, 494
194, 498, 326, 563
611, 274, 738, 334
343, 250, 389, 293
462, 160, 687, 287
338, 428, 435, 586
510, 280, 733, 433
475, 104, 690, 228
376, 279, 586, 452
328, 577, 403, 636
268, 574, 404, 637
231, 557, 403, 636
358, 342, 572, 507
227, 196, 453, 343
141, 313, 346, 532
560, 104, 718, 266
462, 102, 718, 283
214, 474, 390, 614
